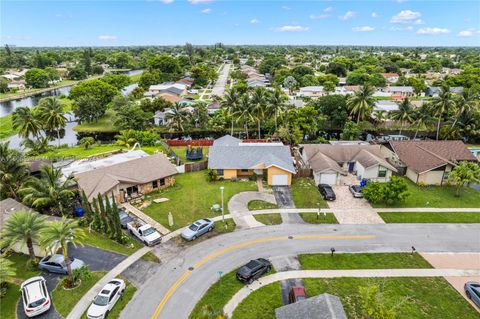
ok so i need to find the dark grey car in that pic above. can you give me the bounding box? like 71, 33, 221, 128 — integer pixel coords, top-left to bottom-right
464, 281, 480, 308
236, 258, 271, 284
119, 209, 134, 229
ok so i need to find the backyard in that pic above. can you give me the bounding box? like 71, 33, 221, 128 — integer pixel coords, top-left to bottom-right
73, 109, 119, 133
37, 144, 167, 160
141, 171, 258, 230
171, 146, 209, 163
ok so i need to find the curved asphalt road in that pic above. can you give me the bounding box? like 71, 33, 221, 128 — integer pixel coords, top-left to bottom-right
119, 223, 480, 319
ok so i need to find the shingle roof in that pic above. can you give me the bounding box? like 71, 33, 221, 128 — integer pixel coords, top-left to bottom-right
389, 140, 478, 174
275, 293, 347, 319
208, 135, 295, 173
75, 154, 178, 201
0, 198, 60, 228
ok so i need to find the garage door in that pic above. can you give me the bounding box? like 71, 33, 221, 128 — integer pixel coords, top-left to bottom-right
272, 174, 289, 185
319, 173, 337, 185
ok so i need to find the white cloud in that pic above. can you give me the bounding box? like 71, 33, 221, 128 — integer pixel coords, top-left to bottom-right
310, 14, 330, 20
338, 11, 355, 21
371, 12, 378, 18
201, 8, 211, 13
274, 25, 310, 32
98, 35, 117, 40
390, 26, 414, 31
323, 6, 334, 12
188, 0, 213, 4
352, 26, 375, 32
417, 27, 450, 35
281, 5, 291, 10
250, 19, 259, 24
457, 29, 480, 37
390, 10, 421, 23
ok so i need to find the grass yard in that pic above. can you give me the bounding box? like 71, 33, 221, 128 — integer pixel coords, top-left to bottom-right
299, 253, 432, 270
52, 272, 107, 318
1, 282, 21, 319
291, 178, 327, 208
171, 146, 208, 163
38, 144, 167, 160
379, 212, 480, 223
248, 200, 278, 211
254, 213, 282, 225
0, 114, 15, 139
231, 282, 282, 319
142, 171, 257, 230
73, 109, 119, 133
304, 277, 479, 319
372, 178, 480, 208
140, 251, 161, 263
81, 228, 144, 255
129, 73, 142, 83
6, 253, 41, 281
299, 212, 339, 224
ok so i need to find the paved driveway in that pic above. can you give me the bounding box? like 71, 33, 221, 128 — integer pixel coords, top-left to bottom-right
272, 186, 304, 224
228, 191, 276, 228
270, 256, 304, 305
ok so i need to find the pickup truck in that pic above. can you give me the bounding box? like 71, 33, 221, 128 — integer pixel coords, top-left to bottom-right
126, 220, 162, 246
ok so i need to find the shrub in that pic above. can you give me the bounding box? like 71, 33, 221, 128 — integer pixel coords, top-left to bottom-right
363, 182, 384, 204
207, 169, 218, 182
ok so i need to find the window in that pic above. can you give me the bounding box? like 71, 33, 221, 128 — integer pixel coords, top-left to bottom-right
241, 169, 249, 173
109, 287, 119, 302
126, 185, 138, 195
378, 169, 387, 178
217, 169, 224, 176
160, 178, 165, 186
152, 180, 158, 189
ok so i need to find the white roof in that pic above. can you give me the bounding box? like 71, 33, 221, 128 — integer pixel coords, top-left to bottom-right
300, 86, 324, 92
374, 100, 399, 112
149, 82, 187, 91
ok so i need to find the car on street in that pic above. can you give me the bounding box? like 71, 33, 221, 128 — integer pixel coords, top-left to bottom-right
38, 254, 85, 274
289, 287, 307, 303
87, 278, 126, 319
21, 276, 51, 317
181, 218, 214, 241
349, 185, 363, 198
236, 258, 272, 284
318, 184, 336, 201
464, 281, 480, 308
119, 208, 134, 229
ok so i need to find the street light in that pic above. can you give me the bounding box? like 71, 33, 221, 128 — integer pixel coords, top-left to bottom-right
220, 186, 225, 227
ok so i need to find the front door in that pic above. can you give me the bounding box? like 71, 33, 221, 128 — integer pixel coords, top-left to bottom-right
348, 162, 355, 172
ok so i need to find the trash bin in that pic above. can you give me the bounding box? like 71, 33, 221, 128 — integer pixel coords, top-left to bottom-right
75, 207, 84, 217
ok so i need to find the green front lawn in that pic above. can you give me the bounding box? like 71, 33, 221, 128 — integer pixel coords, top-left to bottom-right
1, 282, 21, 319
142, 171, 257, 230
299, 253, 432, 270
37, 144, 166, 160
73, 109, 119, 133
52, 272, 107, 318
299, 212, 338, 224
171, 146, 208, 163
231, 282, 282, 319
5, 253, 41, 280
379, 212, 480, 223
372, 178, 480, 208
248, 200, 278, 211
291, 178, 327, 208
81, 228, 143, 256
254, 213, 282, 225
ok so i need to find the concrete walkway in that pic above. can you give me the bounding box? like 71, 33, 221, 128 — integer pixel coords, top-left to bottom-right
228, 191, 277, 228
66, 246, 151, 319
122, 203, 170, 235
223, 268, 480, 317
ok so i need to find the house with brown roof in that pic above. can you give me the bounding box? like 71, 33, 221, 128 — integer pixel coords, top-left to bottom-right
388, 140, 478, 185
74, 153, 178, 203
300, 144, 397, 185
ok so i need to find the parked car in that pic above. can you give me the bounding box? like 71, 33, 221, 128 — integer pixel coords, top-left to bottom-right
20, 276, 51, 317
236, 258, 271, 284
181, 218, 214, 241
289, 287, 307, 304
127, 219, 162, 246
38, 254, 85, 274
464, 281, 480, 308
119, 209, 134, 229
87, 279, 126, 319
349, 185, 363, 198
318, 184, 336, 201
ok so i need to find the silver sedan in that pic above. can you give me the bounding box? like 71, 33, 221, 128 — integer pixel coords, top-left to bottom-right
181, 218, 215, 241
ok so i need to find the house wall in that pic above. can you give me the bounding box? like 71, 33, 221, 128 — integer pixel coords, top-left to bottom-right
117, 176, 175, 203
267, 166, 292, 185
237, 169, 254, 176
405, 168, 419, 184
357, 164, 392, 182
418, 170, 444, 185
223, 169, 237, 179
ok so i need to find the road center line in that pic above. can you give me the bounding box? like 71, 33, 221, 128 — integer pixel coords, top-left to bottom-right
150, 234, 375, 319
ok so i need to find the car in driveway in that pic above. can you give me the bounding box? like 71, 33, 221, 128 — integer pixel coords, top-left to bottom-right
87, 279, 126, 319
181, 218, 214, 241
38, 254, 85, 274
318, 184, 336, 201
289, 287, 307, 303
119, 208, 134, 229
236, 258, 271, 284
464, 281, 480, 308
20, 276, 51, 317
349, 185, 363, 198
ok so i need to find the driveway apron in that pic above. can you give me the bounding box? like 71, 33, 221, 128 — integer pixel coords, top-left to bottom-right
272, 186, 305, 224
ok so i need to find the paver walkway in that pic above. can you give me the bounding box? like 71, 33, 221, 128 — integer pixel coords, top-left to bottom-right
122, 203, 170, 235
228, 191, 277, 228
223, 268, 480, 317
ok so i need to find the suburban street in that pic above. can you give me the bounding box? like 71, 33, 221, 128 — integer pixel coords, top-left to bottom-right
119, 223, 480, 319
211, 63, 231, 97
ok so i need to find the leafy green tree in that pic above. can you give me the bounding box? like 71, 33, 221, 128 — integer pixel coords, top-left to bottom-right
0, 210, 47, 261
70, 79, 118, 121
340, 121, 360, 140
91, 65, 104, 75
0, 77, 9, 93
100, 73, 131, 90
362, 182, 384, 204
44, 67, 60, 82
25, 68, 49, 88
107, 52, 135, 69
346, 85, 375, 123
311, 95, 348, 128
191, 65, 217, 86
326, 62, 347, 77
67, 65, 87, 80
12, 106, 41, 139
72, 96, 102, 123
448, 161, 480, 197
148, 55, 181, 81
0, 142, 29, 200
391, 98, 413, 135
115, 104, 153, 130
383, 176, 410, 205
79, 136, 96, 149
138, 70, 161, 89
38, 97, 66, 147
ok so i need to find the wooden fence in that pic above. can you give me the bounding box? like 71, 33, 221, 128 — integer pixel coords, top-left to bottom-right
184, 161, 209, 172
295, 168, 313, 178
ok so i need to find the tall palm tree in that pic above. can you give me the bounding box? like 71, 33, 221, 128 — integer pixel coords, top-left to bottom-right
40, 218, 85, 278
346, 85, 376, 123
431, 85, 456, 140
38, 97, 67, 147
451, 88, 477, 131
12, 106, 41, 139
250, 87, 268, 138
1, 211, 47, 261
236, 95, 252, 138
166, 103, 188, 132
412, 103, 433, 139
0, 142, 29, 200
19, 165, 76, 216
221, 88, 240, 135
267, 89, 289, 132
390, 98, 414, 135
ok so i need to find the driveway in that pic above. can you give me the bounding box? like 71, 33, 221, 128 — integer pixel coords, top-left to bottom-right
228, 191, 276, 228
272, 186, 304, 224
270, 256, 304, 305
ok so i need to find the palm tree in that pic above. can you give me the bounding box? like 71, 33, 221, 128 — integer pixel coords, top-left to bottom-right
38, 97, 67, 147
374, 110, 389, 125
0, 142, 29, 200
346, 85, 376, 123
390, 98, 414, 135
250, 87, 268, 138
412, 103, 433, 139
21, 136, 51, 154
166, 103, 188, 132
451, 88, 477, 131
431, 85, 456, 140
1, 211, 47, 261
12, 106, 41, 139
40, 218, 85, 278
19, 165, 76, 216
221, 88, 240, 135
115, 130, 137, 148
267, 89, 289, 132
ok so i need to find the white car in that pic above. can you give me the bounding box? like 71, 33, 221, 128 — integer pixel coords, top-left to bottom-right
21, 276, 51, 317
87, 279, 126, 319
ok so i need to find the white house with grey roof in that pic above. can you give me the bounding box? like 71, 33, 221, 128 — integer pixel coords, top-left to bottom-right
208, 135, 296, 186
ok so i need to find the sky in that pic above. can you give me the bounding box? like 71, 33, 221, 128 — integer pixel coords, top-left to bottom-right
1, 0, 479, 47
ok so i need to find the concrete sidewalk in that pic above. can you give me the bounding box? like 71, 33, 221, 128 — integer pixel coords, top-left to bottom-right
228, 192, 277, 228
223, 268, 480, 317
122, 203, 170, 235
